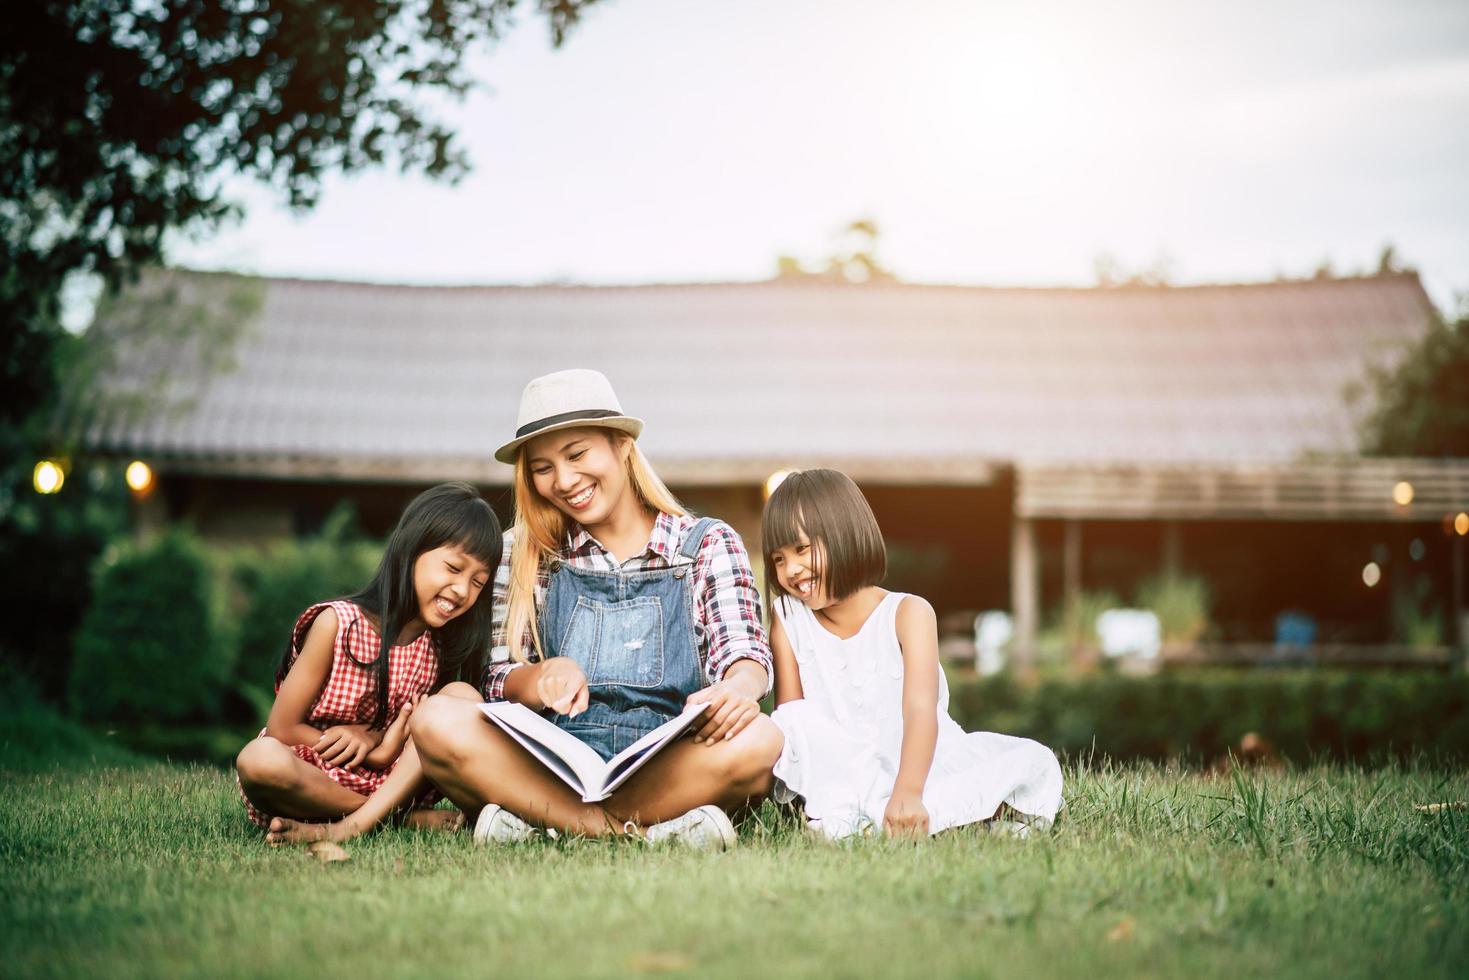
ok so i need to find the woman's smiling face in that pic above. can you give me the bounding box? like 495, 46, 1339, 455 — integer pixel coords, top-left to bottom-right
525, 427, 633, 528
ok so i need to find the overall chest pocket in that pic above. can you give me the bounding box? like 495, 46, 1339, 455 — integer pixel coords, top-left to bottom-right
558, 595, 666, 689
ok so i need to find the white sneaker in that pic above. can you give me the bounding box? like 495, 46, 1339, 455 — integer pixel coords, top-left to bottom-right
644, 805, 737, 851
473, 804, 535, 844
985, 819, 1033, 839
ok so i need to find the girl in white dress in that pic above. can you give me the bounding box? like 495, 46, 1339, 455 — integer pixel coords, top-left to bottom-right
762, 469, 1063, 839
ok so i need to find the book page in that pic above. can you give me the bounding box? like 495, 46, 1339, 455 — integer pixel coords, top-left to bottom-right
600, 702, 709, 797
478, 701, 608, 796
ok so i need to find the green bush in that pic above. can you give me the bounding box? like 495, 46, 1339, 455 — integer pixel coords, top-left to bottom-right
1392, 575, 1444, 649
948, 669, 1469, 764
1033, 590, 1118, 664
227, 509, 381, 720
69, 529, 233, 725
1136, 573, 1211, 645
0, 458, 128, 698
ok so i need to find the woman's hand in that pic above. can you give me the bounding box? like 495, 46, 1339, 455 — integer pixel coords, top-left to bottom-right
685, 678, 761, 744
536, 658, 589, 717
313, 724, 382, 770
883, 789, 930, 838
362, 696, 422, 769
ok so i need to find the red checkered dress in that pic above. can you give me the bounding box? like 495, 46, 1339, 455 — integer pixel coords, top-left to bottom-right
241, 600, 440, 828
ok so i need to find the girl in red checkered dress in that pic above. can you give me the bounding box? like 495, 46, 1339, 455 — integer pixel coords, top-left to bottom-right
236, 482, 501, 842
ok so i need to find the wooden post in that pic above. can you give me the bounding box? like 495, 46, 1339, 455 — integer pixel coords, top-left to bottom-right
1063, 519, 1082, 613
1455, 531, 1466, 673
1011, 515, 1038, 671
131, 480, 169, 543
1162, 520, 1182, 577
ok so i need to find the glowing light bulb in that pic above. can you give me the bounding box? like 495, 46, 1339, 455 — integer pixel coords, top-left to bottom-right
125, 460, 154, 493
1456, 512, 1469, 536
764, 470, 792, 499
33, 460, 64, 495
1392, 481, 1414, 506
1361, 562, 1381, 588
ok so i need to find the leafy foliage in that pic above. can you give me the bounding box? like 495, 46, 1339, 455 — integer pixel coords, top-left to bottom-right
1353, 302, 1469, 456
949, 669, 1469, 764
0, 455, 129, 698
1136, 573, 1211, 646
227, 505, 382, 711
775, 217, 896, 283
70, 529, 234, 724
2, 0, 602, 422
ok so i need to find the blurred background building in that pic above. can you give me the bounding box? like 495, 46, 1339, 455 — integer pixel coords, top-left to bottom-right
71, 266, 1469, 665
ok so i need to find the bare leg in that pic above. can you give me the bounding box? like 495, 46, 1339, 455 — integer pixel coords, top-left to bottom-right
236, 736, 367, 821
263, 682, 484, 845
401, 809, 466, 832
263, 739, 460, 844
606, 713, 784, 828
411, 693, 621, 837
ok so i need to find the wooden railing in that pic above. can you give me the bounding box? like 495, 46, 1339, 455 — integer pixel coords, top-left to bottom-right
1017, 458, 1469, 521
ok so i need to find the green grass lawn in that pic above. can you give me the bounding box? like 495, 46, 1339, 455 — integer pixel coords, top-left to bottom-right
2, 705, 1466, 978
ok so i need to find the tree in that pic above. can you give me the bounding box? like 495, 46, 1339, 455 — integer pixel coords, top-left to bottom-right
1354, 301, 1469, 457
2, 0, 603, 424
774, 217, 896, 284
0, 0, 601, 697
1092, 250, 1173, 288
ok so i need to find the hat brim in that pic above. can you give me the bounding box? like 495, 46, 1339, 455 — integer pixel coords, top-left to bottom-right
494, 416, 644, 465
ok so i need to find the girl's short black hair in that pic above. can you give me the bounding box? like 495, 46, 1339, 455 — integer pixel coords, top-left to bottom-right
278, 482, 502, 729
761, 469, 886, 612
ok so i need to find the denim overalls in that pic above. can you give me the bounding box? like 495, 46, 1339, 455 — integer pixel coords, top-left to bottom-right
540, 517, 714, 760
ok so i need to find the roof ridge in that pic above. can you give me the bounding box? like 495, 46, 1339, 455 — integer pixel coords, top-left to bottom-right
158, 266, 1425, 297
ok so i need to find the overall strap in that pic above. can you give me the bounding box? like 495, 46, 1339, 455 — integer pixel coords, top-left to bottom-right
678, 517, 717, 562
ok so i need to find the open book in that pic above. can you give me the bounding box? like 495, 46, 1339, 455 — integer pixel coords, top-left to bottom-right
478, 700, 709, 802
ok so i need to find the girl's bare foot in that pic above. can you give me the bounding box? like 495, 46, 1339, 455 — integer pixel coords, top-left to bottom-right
266, 816, 356, 846
402, 808, 466, 833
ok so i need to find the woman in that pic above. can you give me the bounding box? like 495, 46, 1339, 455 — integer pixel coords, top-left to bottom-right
411, 369, 783, 849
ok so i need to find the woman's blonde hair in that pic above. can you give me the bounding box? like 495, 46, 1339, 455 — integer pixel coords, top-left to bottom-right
505, 431, 686, 662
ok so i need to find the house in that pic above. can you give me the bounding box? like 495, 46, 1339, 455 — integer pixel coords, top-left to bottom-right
74, 268, 1468, 658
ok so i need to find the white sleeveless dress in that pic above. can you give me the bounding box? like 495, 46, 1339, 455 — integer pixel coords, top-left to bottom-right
770, 592, 1064, 839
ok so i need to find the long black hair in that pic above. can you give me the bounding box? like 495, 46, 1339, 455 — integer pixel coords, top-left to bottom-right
280, 482, 502, 730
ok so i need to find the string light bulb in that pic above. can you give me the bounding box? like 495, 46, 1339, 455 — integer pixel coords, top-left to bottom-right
125, 460, 154, 493
33, 460, 64, 495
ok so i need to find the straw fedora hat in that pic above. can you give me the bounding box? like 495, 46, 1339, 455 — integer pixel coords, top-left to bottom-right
494, 369, 644, 464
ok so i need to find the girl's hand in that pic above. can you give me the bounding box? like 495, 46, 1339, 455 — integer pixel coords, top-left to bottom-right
537, 658, 589, 717
883, 790, 930, 838
362, 696, 422, 769
685, 679, 761, 744
313, 724, 381, 770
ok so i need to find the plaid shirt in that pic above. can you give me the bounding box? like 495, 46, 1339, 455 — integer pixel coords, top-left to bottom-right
481, 512, 772, 700
285, 600, 439, 727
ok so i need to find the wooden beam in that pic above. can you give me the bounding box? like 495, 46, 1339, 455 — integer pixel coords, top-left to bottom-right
1162, 520, 1182, 576
1011, 516, 1038, 671
1017, 459, 1469, 522
113, 453, 999, 488
1063, 519, 1082, 613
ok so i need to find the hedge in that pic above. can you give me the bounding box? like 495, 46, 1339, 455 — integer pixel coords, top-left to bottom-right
70, 530, 233, 725
947, 669, 1469, 764
66, 509, 385, 761
228, 514, 381, 700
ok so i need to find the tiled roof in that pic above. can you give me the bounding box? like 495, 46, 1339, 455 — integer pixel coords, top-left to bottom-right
76, 269, 1436, 482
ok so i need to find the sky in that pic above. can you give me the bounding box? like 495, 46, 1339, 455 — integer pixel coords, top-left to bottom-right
168, 0, 1469, 310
